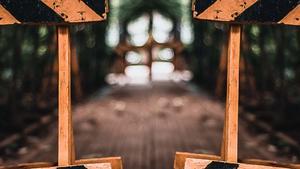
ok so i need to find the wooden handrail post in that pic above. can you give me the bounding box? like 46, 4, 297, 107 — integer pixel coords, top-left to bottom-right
221, 24, 242, 163
57, 26, 75, 166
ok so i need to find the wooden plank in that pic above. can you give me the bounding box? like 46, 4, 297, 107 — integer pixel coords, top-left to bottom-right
41, 0, 106, 23
279, 4, 300, 25
222, 25, 241, 163
0, 0, 107, 25
57, 26, 74, 166
0, 4, 20, 25
174, 152, 220, 169
193, 0, 300, 26
185, 158, 289, 169
194, 0, 258, 21
35, 163, 112, 169
75, 157, 123, 169
0, 157, 122, 169
174, 153, 293, 169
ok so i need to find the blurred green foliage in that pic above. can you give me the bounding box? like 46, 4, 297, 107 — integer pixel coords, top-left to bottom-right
190, 20, 300, 128
0, 23, 108, 137
119, 0, 182, 25
0, 0, 299, 139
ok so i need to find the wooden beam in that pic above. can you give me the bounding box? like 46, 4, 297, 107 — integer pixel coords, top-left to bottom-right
0, 0, 108, 25
194, 0, 258, 21
0, 157, 123, 169
174, 153, 292, 169
57, 26, 74, 166
221, 25, 241, 163
174, 152, 220, 169
35, 163, 112, 169
279, 4, 300, 25
42, 0, 106, 23
185, 158, 288, 169
0, 5, 20, 25
193, 0, 300, 26
75, 157, 123, 169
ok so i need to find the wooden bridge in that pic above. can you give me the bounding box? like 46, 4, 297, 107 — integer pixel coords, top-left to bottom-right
1, 82, 296, 169
0, 0, 299, 169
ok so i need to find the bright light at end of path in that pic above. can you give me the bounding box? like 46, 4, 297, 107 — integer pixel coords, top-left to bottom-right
106, 62, 193, 85
151, 62, 174, 81
125, 65, 150, 85
124, 62, 175, 83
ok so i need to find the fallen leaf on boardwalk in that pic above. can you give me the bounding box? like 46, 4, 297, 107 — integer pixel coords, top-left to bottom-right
172, 97, 184, 109
112, 101, 126, 112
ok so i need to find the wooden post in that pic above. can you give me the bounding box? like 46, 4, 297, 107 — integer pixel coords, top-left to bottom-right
221, 25, 241, 163
57, 26, 75, 166
148, 47, 153, 81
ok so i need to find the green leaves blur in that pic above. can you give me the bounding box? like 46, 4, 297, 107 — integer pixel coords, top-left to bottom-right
119, 0, 182, 25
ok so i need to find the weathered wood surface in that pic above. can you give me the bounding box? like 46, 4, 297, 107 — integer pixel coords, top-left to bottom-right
184, 158, 289, 169
193, 0, 300, 26
35, 163, 111, 169
0, 0, 107, 25
174, 152, 220, 169
0, 157, 122, 169
58, 26, 74, 166
0, 162, 55, 169
221, 25, 241, 162
174, 152, 293, 169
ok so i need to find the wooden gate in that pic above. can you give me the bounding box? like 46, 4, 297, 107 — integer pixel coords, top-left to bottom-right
174, 0, 300, 169
0, 1, 122, 169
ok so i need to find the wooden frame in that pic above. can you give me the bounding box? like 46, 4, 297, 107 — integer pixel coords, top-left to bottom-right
0, 24, 122, 169
174, 16, 299, 169
174, 152, 295, 169
0, 157, 122, 169
0, 0, 108, 25
189, 0, 300, 168
192, 0, 300, 26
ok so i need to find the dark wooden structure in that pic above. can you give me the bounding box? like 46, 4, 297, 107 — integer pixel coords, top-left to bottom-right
0, 0, 108, 25
112, 34, 186, 79
0, 1, 122, 169
193, 0, 300, 26
174, 0, 300, 169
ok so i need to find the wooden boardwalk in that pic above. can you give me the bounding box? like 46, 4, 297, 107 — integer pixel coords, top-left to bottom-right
1, 82, 297, 169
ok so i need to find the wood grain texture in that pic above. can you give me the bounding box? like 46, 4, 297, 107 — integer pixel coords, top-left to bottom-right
0, 4, 20, 25
174, 152, 220, 169
194, 0, 258, 21
58, 26, 74, 166
0, 0, 107, 25
184, 158, 288, 169
41, 0, 106, 23
193, 0, 300, 26
279, 4, 300, 25
174, 153, 293, 169
222, 25, 241, 163
0, 157, 122, 169
35, 163, 111, 169
75, 157, 123, 169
